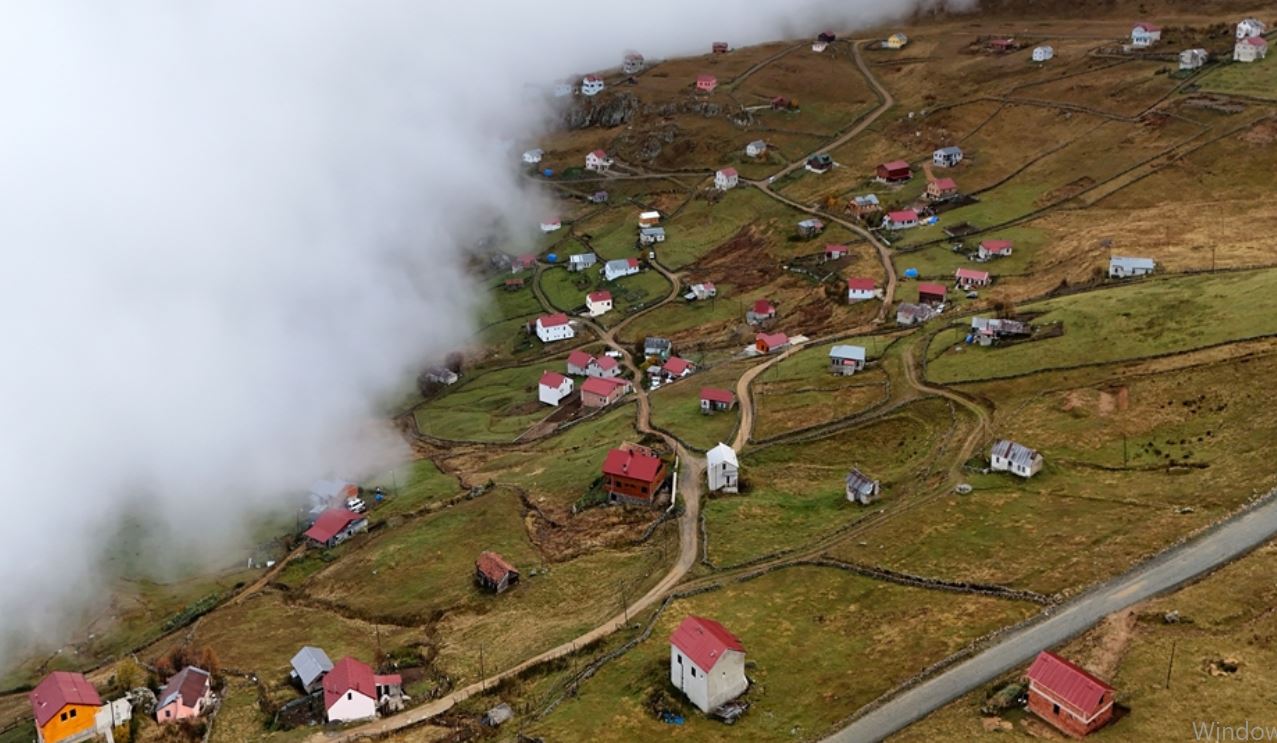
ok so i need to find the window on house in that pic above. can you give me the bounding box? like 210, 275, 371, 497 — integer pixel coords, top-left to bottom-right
690, 668, 697, 678
1053, 703, 1060, 715
347, 692, 353, 700
60, 712, 67, 722
676, 654, 682, 664
68, 709, 76, 718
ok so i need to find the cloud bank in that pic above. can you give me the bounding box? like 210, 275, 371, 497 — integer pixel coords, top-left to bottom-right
0, 0, 973, 669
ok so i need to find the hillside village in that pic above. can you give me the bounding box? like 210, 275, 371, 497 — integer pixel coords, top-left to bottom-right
7, 5, 1277, 743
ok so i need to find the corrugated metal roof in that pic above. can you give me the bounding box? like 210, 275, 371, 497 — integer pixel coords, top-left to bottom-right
291, 646, 334, 688
1026, 651, 1113, 717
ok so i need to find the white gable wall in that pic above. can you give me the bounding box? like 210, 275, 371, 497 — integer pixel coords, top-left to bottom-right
327, 690, 377, 723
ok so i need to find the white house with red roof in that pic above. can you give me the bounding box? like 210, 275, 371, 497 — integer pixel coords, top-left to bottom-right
825, 244, 849, 261
1235, 36, 1268, 62
746, 299, 776, 325
304, 508, 369, 549
539, 217, 562, 233
603, 257, 640, 282
699, 387, 736, 412
714, 167, 739, 190
669, 616, 748, 714
955, 267, 991, 289
535, 313, 575, 343
696, 74, 718, 93
883, 209, 919, 230
581, 74, 605, 96
1130, 22, 1161, 47
538, 371, 574, 406
846, 277, 878, 302
586, 290, 613, 317
978, 239, 1014, 260
586, 354, 622, 379
323, 657, 377, 723
585, 149, 613, 172
663, 357, 695, 380
566, 349, 594, 376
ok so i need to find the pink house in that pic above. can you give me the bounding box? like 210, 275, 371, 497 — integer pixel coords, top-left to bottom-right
156, 666, 212, 723
696, 74, 718, 93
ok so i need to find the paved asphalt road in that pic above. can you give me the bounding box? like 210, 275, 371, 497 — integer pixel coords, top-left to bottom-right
825, 493, 1277, 743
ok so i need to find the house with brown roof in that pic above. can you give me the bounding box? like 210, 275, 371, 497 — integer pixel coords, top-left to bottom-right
876, 160, 912, 183
156, 666, 212, 723
1024, 651, 1116, 737
475, 551, 520, 593
917, 282, 947, 305
29, 672, 101, 743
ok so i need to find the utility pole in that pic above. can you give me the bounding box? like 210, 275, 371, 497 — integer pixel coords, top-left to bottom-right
1165, 640, 1176, 689
621, 583, 630, 625
479, 642, 485, 680
1123, 435, 1129, 467
1211, 245, 1217, 273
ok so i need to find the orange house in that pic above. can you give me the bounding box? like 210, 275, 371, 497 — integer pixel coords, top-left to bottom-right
30, 671, 101, 743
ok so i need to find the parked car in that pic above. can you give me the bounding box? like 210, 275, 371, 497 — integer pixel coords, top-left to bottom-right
346, 497, 367, 513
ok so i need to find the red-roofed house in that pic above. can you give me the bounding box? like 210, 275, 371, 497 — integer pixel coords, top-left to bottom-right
581, 74, 605, 96
926, 177, 959, 200
511, 254, 537, 272
585, 149, 612, 172
324, 657, 377, 723
587, 354, 622, 379
746, 299, 776, 325
825, 244, 849, 261
538, 371, 574, 406
876, 160, 913, 183
918, 282, 947, 305
304, 508, 369, 549
669, 616, 748, 714
696, 74, 718, 92
539, 217, 562, 233
475, 551, 519, 593
978, 239, 1014, 260
883, 209, 919, 230
755, 332, 789, 354
586, 290, 613, 317
846, 277, 878, 302
955, 267, 992, 289
30, 671, 101, 743
1131, 22, 1162, 47
663, 357, 696, 379
1235, 35, 1268, 62
566, 349, 594, 376
1025, 651, 1116, 737
535, 313, 575, 343
156, 666, 212, 723
714, 167, 738, 190
581, 376, 632, 408
699, 387, 737, 413
712, 42, 730, 54
601, 445, 668, 504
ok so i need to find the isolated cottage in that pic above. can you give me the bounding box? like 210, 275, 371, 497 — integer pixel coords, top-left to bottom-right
990, 439, 1044, 478
685, 281, 717, 301
323, 657, 378, 723
521, 148, 543, 164
696, 74, 718, 93
746, 299, 777, 325
746, 139, 768, 157
714, 167, 739, 190
876, 159, 912, 183
797, 218, 825, 238
1235, 36, 1268, 63
883, 209, 919, 230
977, 239, 1014, 260
847, 194, 882, 218
1130, 22, 1161, 48
538, 371, 574, 406
581, 74, 605, 96
669, 616, 748, 714
569, 252, 598, 272
291, 646, 334, 694
712, 41, 730, 54
622, 52, 645, 74
927, 177, 959, 201
585, 149, 612, 172
896, 302, 938, 326
29, 672, 101, 743
581, 376, 631, 408
535, 313, 575, 343
1179, 48, 1208, 70
1025, 651, 1116, 737
1108, 256, 1155, 279
663, 356, 696, 379
539, 218, 561, 233
156, 666, 212, 724
601, 444, 668, 503
586, 290, 613, 317
587, 355, 623, 379
825, 244, 849, 261
846, 277, 878, 302
604, 257, 640, 281
885, 32, 909, 49
1237, 18, 1267, 39
1032, 45, 1054, 62
806, 153, 834, 173
706, 443, 739, 493
700, 387, 737, 413
932, 146, 963, 168
475, 551, 519, 593
304, 508, 369, 548
755, 332, 789, 354
917, 282, 947, 305
955, 267, 991, 289
845, 468, 880, 505
829, 345, 867, 375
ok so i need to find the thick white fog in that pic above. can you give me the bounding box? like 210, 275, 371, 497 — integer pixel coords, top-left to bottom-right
0, 0, 973, 667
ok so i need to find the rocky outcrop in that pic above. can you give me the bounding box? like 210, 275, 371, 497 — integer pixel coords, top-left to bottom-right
565, 93, 641, 129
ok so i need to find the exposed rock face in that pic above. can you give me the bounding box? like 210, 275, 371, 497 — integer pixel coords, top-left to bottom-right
565, 93, 641, 129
